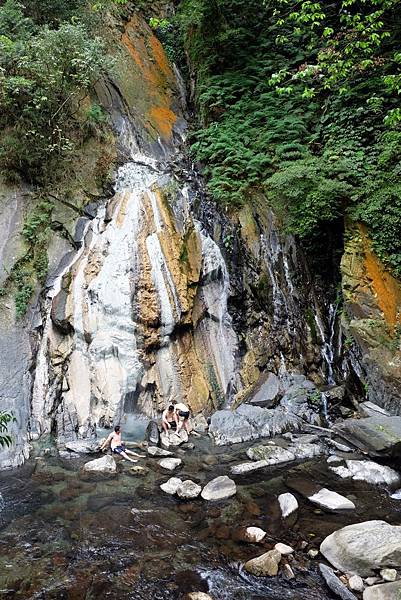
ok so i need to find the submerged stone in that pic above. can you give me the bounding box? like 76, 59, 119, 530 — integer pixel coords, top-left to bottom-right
319, 564, 358, 600
83, 455, 117, 473
201, 476, 236, 501
177, 480, 202, 499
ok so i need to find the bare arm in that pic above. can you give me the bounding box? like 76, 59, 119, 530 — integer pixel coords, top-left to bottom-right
100, 433, 113, 450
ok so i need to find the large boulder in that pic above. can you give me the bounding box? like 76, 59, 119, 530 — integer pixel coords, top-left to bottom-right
161, 429, 188, 448
319, 564, 358, 600
208, 410, 259, 445
160, 477, 182, 495
335, 416, 401, 456
145, 420, 160, 446
246, 372, 280, 407
64, 440, 100, 454
201, 476, 236, 501
244, 549, 281, 577
83, 455, 117, 473
363, 581, 401, 599
320, 521, 401, 576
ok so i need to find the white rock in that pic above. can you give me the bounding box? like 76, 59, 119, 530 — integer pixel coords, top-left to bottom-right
244, 527, 266, 543
231, 460, 268, 475
186, 594, 214, 600
246, 444, 295, 464
177, 480, 202, 499
348, 575, 364, 592
201, 476, 236, 501
282, 563, 295, 579
83, 455, 117, 473
147, 446, 173, 457
380, 568, 397, 582
160, 477, 182, 495
275, 542, 294, 555
159, 457, 182, 471
308, 488, 355, 511
278, 492, 299, 518
327, 455, 343, 464
365, 578, 380, 586
308, 549, 319, 558
330, 460, 400, 487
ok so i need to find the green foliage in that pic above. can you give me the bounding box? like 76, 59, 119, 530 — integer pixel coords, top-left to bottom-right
0, 2, 113, 182
178, 0, 401, 278
0, 412, 15, 448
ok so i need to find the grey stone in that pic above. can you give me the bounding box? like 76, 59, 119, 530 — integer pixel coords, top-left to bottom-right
330, 460, 400, 487
278, 492, 299, 518
308, 488, 355, 511
83, 455, 117, 473
160, 477, 182, 495
177, 480, 202, 499
289, 442, 324, 459
192, 414, 209, 433
159, 458, 182, 471
246, 444, 295, 464
145, 420, 160, 446
231, 460, 269, 475
329, 440, 353, 452
348, 575, 364, 592
186, 593, 214, 600
359, 401, 390, 418
320, 520, 401, 576
319, 563, 358, 600
64, 440, 100, 454
201, 476, 236, 501
335, 416, 401, 456
380, 568, 397, 582
365, 578, 380, 586
209, 409, 259, 445
147, 446, 173, 457
161, 429, 188, 448
246, 372, 280, 407
363, 581, 401, 599
244, 549, 282, 577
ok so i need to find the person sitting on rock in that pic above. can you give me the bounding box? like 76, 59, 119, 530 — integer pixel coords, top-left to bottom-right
162, 404, 177, 434
100, 425, 143, 464
174, 402, 191, 434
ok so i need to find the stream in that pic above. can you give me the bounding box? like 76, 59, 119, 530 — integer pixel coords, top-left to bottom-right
1, 428, 401, 599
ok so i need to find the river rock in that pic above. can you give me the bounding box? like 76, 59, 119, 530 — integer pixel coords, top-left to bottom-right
320, 520, 401, 576
64, 440, 100, 454
160, 477, 182, 495
161, 430, 188, 448
192, 414, 209, 433
380, 568, 397, 582
246, 444, 295, 464
363, 581, 401, 599
209, 410, 259, 445
201, 476, 236, 501
159, 458, 182, 471
83, 455, 117, 473
185, 593, 214, 600
283, 564, 295, 579
145, 420, 160, 446
243, 527, 266, 544
244, 548, 282, 577
308, 488, 355, 511
348, 575, 364, 592
147, 446, 173, 457
334, 416, 401, 456
359, 401, 390, 418
177, 480, 202, 499
289, 441, 324, 459
231, 460, 269, 475
246, 371, 281, 407
278, 492, 299, 518
319, 564, 358, 600
275, 543, 294, 555
330, 460, 400, 487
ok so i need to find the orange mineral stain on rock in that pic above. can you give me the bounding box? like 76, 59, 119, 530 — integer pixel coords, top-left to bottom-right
360, 225, 401, 328
147, 106, 177, 139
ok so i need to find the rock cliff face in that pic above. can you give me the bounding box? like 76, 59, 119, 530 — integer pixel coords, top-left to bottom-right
341, 222, 401, 413
1, 11, 400, 468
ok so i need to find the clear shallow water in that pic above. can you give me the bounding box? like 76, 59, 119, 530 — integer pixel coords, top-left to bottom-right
1, 435, 401, 599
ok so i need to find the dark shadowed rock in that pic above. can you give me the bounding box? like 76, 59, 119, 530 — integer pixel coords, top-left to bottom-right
335, 415, 401, 456
145, 420, 160, 446
319, 564, 358, 600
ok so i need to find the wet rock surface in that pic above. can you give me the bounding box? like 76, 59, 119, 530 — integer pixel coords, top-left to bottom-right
83, 455, 117, 473
335, 416, 401, 456
319, 563, 358, 600
320, 521, 401, 576
201, 476, 237, 501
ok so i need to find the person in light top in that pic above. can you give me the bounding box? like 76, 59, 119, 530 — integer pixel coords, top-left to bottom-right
162, 404, 178, 433
174, 402, 191, 434
100, 425, 143, 463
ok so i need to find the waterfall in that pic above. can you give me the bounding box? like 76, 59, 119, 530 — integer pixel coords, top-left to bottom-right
29, 121, 239, 442
314, 303, 337, 385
